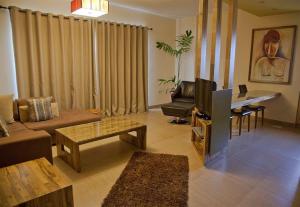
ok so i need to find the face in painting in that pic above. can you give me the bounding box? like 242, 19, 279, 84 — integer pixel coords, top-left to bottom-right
263, 30, 281, 59
264, 41, 279, 58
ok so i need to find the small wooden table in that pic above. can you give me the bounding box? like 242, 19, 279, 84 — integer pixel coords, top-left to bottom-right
0, 158, 74, 207
55, 117, 147, 172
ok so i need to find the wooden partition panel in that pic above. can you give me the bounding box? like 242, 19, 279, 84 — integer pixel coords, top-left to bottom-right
209, 0, 222, 82
224, 0, 238, 89
296, 92, 300, 127
195, 0, 208, 79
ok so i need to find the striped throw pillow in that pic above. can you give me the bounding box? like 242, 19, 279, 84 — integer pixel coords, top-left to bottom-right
27, 97, 53, 122
0, 116, 9, 137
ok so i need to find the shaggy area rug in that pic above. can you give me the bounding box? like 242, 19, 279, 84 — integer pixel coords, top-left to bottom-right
102, 151, 189, 207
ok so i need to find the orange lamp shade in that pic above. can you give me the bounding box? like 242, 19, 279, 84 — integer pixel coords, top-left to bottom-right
71, 0, 109, 17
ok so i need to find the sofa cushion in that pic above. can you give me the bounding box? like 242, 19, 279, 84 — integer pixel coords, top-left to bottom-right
7, 122, 28, 133
23, 110, 101, 135
0, 116, 9, 137
27, 97, 53, 122
0, 94, 15, 124
19, 106, 29, 123
51, 102, 60, 118
14, 97, 56, 121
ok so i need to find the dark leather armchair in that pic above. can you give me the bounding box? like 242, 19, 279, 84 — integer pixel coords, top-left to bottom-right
161, 81, 195, 124
171, 81, 195, 104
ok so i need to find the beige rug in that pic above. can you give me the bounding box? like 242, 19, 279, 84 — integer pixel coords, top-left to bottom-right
102, 151, 189, 207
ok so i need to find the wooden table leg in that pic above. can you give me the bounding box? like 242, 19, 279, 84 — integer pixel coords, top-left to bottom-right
137, 126, 147, 150
56, 133, 81, 172
119, 126, 147, 150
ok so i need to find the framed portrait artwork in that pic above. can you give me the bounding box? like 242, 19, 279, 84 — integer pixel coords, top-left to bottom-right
249, 25, 297, 84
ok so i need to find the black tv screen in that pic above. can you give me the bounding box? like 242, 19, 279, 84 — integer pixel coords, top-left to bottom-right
195, 78, 217, 116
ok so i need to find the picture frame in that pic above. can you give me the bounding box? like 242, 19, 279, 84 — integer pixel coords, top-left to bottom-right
248, 25, 297, 84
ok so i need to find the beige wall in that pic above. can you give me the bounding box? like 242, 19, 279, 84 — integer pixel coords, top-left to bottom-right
177, 4, 300, 123
0, 0, 176, 106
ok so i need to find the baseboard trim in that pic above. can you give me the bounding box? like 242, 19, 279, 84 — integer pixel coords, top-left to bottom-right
262, 118, 296, 128
148, 104, 163, 109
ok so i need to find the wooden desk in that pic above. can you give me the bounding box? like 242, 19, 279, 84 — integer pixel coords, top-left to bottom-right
0, 158, 74, 207
231, 90, 281, 109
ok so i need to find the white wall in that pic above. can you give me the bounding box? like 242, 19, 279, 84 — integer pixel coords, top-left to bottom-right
176, 17, 197, 82
0, 9, 17, 97
0, 0, 176, 106
177, 4, 300, 123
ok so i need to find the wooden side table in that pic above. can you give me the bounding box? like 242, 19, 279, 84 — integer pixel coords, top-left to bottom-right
0, 158, 74, 207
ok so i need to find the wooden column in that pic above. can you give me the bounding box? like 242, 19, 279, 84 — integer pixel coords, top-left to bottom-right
195, 0, 208, 79
224, 0, 238, 89
209, 0, 222, 82
296, 92, 300, 128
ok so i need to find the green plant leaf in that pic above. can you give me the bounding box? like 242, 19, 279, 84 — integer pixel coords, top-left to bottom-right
156, 42, 178, 56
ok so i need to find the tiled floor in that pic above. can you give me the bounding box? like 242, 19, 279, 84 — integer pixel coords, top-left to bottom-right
52, 109, 300, 207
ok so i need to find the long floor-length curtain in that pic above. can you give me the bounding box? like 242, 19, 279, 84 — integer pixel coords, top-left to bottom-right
94, 22, 148, 116
9, 7, 94, 110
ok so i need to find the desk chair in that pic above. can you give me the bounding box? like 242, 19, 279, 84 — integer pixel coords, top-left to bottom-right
239, 85, 265, 128
231, 108, 251, 136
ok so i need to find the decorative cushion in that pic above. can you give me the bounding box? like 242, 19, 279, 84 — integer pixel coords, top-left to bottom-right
27, 97, 53, 122
181, 83, 195, 98
51, 102, 60, 118
19, 105, 29, 123
0, 94, 15, 123
0, 116, 9, 137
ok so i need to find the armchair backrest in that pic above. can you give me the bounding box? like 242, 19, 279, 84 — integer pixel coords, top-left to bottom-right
179, 81, 195, 98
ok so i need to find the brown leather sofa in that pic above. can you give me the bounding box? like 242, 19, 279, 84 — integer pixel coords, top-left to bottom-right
13, 99, 102, 144
0, 98, 102, 168
0, 122, 52, 168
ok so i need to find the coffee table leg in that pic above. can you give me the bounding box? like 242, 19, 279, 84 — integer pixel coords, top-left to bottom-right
119, 126, 147, 150
137, 126, 147, 150
56, 133, 81, 172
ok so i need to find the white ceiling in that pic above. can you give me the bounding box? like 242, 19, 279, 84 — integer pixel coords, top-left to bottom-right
110, 0, 198, 19
109, 0, 300, 18
234, 0, 300, 16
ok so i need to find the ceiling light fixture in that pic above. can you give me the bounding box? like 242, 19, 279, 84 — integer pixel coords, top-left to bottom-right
71, 0, 109, 17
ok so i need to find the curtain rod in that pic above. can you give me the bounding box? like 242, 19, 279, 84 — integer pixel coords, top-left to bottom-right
0, 5, 153, 31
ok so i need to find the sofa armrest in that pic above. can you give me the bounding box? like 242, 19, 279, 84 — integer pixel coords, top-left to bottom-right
0, 131, 53, 168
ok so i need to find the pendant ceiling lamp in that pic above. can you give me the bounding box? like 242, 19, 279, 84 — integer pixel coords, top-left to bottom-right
71, 0, 109, 17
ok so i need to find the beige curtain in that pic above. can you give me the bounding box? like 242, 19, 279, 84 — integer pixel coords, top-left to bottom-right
10, 7, 94, 110
94, 22, 148, 116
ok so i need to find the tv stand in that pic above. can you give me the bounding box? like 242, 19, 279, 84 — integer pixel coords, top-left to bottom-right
196, 112, 211, 120
192, 89, 232, 165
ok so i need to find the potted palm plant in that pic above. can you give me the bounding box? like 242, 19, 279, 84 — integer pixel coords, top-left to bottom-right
156, 30, 194, 93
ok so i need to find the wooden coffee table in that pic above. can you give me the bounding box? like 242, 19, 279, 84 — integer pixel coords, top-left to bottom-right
0, 158, 74, 207
55, 117, 147, 172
